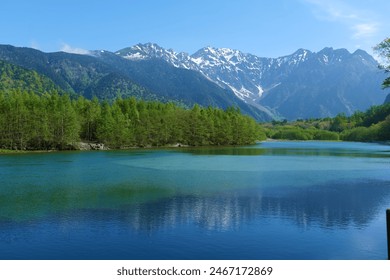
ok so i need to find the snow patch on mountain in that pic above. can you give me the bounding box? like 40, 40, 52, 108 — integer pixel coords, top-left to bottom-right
116, 44, 326, 103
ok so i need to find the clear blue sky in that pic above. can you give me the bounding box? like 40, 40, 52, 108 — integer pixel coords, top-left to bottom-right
1, 0, 389, 58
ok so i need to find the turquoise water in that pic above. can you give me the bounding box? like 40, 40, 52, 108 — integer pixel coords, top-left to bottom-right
0, 141, 389, 259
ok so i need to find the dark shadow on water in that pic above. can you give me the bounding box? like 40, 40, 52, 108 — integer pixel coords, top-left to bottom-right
178, 143, 390, 158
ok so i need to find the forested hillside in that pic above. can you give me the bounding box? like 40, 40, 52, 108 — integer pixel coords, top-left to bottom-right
0, 90, 265, 151
0, 60, 62, 94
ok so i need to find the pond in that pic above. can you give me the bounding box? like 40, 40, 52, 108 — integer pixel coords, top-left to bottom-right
0, 141, 389, 259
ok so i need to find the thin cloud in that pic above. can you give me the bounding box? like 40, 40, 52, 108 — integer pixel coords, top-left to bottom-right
304, 0, 379, 39
305, 0, 358, 21
352, 23, 378, 39
60, 43, 90, 55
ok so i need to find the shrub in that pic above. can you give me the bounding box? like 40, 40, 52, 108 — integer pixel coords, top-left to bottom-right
313, 130, 339, 141
340, 126, 379, 142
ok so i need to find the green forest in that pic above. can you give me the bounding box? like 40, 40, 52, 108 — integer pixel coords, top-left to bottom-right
263, 102, 390, 142
0, 90, 265, 150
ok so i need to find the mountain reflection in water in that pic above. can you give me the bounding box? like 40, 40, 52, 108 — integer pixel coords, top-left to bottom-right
66, 179, 389, 233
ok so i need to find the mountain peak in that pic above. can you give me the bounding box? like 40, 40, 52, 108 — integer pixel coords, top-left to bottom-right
315, 47, 355, 64
116, 42, 169, 60
191, 46, 247, 67
319, 47, 351, 56
274, 48, 311, 67
293, 48, 311, 54
290, 48, 311, 61
319, 47, 334, 53
194, 46, 241, 56
352, 49, 375, 60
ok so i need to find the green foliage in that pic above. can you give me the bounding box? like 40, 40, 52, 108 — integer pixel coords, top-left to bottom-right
340, 126, 380, 142
374, 37, 390, 89
46, 93, 80, 149
0, 60, 61, 94
0, 90, 79, 150
377, 115, 390, 140
337, 102, 390, 142
359, 103, 390, 127
0, 90, 264, 150
75, 96, 101, 141
265, 101, 390, 142
265, 123, 339, 141
329, 113, 349, 132
272, 127, 313, 140
313, 130, 339, 141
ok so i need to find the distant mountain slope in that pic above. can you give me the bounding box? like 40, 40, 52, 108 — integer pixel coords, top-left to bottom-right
92, 50, 274, 120
0, 45, 156, 101
259, 48, 386, 119
118, 43, 386, 120
0, 59, 61, 94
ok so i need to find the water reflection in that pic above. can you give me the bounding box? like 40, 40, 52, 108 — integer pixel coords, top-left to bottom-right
117, 179, 390, 232
1, 169, 389, 232
6, 178, 385, 234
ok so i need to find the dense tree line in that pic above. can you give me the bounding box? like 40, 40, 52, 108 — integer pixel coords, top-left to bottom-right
333, 103, 390, 142
263, 122, 340, 141
0, 90, 266, 150
263, 102, 390, 142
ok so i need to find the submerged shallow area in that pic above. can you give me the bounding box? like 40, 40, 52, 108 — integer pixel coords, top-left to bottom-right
0, 141, 389, 259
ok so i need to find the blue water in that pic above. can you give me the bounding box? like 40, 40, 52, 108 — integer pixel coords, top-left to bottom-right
0, 141, 389, 259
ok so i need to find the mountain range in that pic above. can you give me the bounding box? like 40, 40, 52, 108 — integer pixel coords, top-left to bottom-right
117, 43, 387, 120
0, 43, 387, 121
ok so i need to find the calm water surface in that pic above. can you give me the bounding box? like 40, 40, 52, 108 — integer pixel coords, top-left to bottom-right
0, 141, 389, 259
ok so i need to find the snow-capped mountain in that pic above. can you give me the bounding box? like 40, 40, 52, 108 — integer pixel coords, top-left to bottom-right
117, 43, 271, 100
116, 43, 386, 120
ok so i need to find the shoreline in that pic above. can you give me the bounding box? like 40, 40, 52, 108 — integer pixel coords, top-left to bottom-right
2, 139, 389, 155
0, 142, 252, 155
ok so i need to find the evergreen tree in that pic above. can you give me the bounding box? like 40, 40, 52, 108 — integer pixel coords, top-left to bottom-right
96, 101, 115, 146
76, 96, 101, 142
0, 90, 264, 150
46, 92, 80, 149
